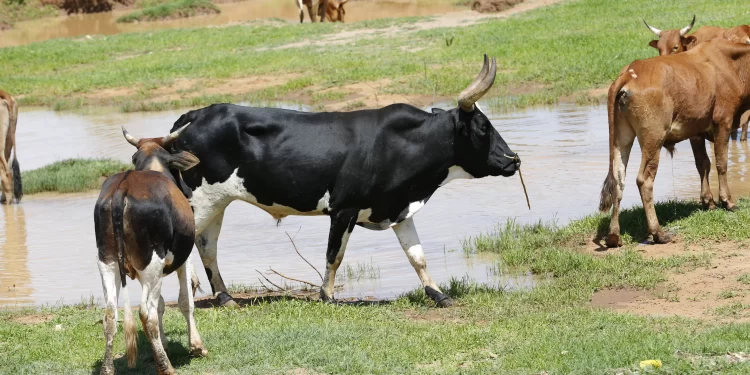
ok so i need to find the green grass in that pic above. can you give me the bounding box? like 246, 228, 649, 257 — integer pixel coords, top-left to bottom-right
2, 0, 749, 112
4, 199, 750, 373
0, 0, 58, 25
117, 0, 219, 23
21, 158, 132, 194
341, 258, 381, 282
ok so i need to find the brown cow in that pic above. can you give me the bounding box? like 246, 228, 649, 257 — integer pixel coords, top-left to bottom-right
600, 40, 750, 247
0, 89, 21, 205
319, 0, 348, 22
297, 0, 329, 23
95, 125, 205, 375
644, 17, 750, 141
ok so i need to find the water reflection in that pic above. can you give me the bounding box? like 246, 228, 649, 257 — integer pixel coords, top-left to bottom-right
0, 205, 32, 305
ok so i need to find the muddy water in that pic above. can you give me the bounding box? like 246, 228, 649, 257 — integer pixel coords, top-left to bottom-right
2, 103, 749, 307
0, 0, 463, 48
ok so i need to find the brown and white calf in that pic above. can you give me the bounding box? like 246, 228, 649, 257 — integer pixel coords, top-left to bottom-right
94, 125, 205, 375
0, 89, 21, 204
600, 40, 750, 247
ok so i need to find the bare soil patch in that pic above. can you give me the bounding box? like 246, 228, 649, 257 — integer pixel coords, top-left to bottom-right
591, 240, 750, 321
289, 78, 442, 111
10, 313, 54, 325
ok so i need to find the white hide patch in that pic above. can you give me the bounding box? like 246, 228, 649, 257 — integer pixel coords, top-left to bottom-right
628, 69, 637, 79
440, 166, 474, 186
164, 251, 175, 267
356, 200, 425, 230
190, 169, 329, 226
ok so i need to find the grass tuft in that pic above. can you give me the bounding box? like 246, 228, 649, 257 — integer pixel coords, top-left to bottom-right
22, 158, 132, 194
117, 0, 219, 23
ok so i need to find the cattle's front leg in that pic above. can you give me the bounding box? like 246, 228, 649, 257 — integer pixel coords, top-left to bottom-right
393, 218, 453, 307
689, 137, 716, 209
714, 122, 736, 210
195, 209, 236, 307
320, 208, 357, 302
636, 142, 671, 244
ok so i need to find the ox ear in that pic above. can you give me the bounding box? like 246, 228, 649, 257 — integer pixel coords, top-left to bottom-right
168, 151, 200, 171
648, 40, 659, 49
683, 35, 698, 49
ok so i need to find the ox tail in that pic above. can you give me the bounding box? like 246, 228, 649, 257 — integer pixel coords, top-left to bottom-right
599, 74, 630, 212
8, 97, 20, 202
110, 173, 137, 367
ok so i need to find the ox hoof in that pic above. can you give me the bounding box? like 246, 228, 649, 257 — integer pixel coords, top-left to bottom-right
158, 365, 176, 375
217, 292, 238, 308
100, 366, 114, 375
652, 231, 672, 244
720, 200, 738, 212
425, 286, 453, 308
605, 233, 622, 248
702, 200, 717, 210
191, 346, 208, 358
742, 136, 748, 142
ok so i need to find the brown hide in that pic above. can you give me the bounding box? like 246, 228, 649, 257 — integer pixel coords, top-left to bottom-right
0, 89, 20, 204
601, 40, 750, 247
319, 0, 347, 22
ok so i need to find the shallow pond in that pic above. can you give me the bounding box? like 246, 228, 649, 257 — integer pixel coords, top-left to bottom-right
0, 0, 464, 48
1, 102, 748, 306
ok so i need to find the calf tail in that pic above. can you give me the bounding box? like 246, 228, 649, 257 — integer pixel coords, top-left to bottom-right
110, 173, 137, 367
599, 74, 629, 212
122, 284, 138, 368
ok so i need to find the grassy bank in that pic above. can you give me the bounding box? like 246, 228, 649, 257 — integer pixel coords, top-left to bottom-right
117, 0, 219, 23
3, 200, 750, 373
1, 0, 749, 112
21, 158, 131, 195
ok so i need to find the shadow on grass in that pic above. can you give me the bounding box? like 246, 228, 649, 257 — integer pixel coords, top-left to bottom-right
91, 331, 193, 375
593, 200, 704, 246
194, 293, 392, 309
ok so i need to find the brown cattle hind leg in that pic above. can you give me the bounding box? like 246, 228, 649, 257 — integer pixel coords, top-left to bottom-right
320, 208, 357, 302
635, 139, 671, 244
139, 262, 175, 375
741, 110, 749, 142
157, 295, 169, 356
689, 137, 716, 209
604, 120, 636, 248
177, 254, 207, 357
97, 260, 120, 375
392, 217, 452, 307
0, 102, 11, 204
714, 120, 736, 210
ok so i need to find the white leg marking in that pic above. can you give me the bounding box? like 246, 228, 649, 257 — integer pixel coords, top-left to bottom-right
98, 260, 120, 373
392, 217, 439, 290
322, 229, 352, 299
177, 253, 206, 356
138, 252, 173, 374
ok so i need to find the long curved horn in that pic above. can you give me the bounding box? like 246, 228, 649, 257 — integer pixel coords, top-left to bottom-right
161, 123, 190, 147
122, 126, 140, 147
643, 19, 661, 36
679, 15, 696, 36
457, 55, 497, 112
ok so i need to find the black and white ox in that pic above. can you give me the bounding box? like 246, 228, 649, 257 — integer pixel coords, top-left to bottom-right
169, 55, 520, 307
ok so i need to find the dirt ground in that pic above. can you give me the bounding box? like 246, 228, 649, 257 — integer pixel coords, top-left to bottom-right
589, 240, 750, 322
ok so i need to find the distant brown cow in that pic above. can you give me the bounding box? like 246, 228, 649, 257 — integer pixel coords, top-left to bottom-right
319, 0, 348, 22
296, 0, 328, 23
600, 40, 750, 247
0, 89, 21, 205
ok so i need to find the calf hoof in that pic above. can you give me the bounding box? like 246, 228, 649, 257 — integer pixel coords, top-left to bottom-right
158, 365, 176, 375
720, 200, 738, 212
605, 233, 622, 248
652, 231, 672, 244
217, 292, 238, 308
191, 346, 208, 358
425, 286, 453, 308
100, 366, 114, 375
702, 199, 717, 210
